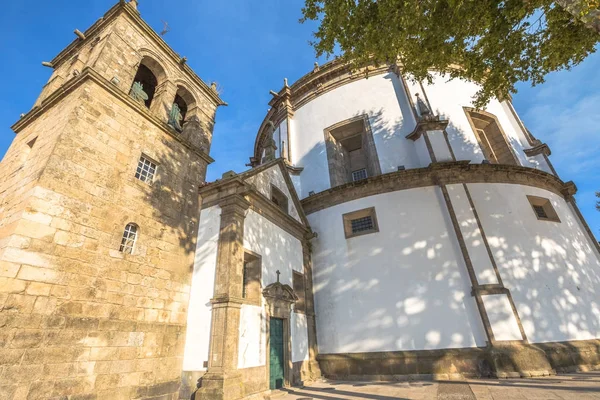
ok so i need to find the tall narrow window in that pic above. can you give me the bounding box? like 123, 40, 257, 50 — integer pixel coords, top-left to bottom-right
325, 116, 381, 188
242, 252, 261, 305
135, 155, 157, 184
120, 223, 139, 254
465, 109, 517, 165
270, 185, 289, 214
293, 271, 306, 313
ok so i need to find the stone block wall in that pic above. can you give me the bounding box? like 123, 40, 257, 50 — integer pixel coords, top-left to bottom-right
0, 76, 206, 399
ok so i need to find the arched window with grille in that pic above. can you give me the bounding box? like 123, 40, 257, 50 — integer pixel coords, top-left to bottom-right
119, 223, 139, 254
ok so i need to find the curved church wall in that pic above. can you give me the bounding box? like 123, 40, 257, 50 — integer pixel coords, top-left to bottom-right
307, 182, 600, 355
307, 186, 488, 354
468, 183, 600, 343
287, 71, 553, 199
291, 72, 418, 199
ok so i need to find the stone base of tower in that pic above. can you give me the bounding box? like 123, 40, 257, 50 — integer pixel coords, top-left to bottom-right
317, 339, 600, 381
192, 372, 243, 400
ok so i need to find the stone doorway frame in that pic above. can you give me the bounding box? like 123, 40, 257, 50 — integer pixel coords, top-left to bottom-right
263, 281, 298, 389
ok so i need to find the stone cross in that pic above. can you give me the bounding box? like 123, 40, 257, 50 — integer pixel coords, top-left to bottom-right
276, 270, 280, 283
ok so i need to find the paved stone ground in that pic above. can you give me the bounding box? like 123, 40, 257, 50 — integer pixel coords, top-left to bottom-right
270, 371, 600, 399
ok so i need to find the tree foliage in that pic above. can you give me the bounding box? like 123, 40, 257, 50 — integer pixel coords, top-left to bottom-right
301, 0, 600, 107
596, 191, 600, 212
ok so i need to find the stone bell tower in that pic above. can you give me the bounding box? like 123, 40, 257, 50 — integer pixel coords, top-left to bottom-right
0, 1, 225, 399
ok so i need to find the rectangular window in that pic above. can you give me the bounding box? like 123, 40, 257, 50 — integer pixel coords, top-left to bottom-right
527, 195, 560, 223
293, 271, 306, 313
242, 251, 261, 305
352, 168, 368, 181
343, 207, 379, 238
324, 115, 381, 188
135, 155, 157, 184
270, 185, 289, 214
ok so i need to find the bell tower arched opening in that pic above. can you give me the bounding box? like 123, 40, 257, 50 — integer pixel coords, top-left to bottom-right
129, 56, 167, 109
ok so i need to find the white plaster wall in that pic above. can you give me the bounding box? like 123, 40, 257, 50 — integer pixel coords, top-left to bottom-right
238, 304, 267, 369
183, 205, 221, 371
291, 73, 418, 198
280, 119, 288, 159
241, 210, 309, 367
291, 312, 309, 363
447, 184, 498, 285
418, 73, 551, 172
244, 209, 304, 286
308, 187, 487, 354
428, 130, 453, 162
289, 71, 552, 199
414, 135, 431, 167
244, 164, 301, 222
482, 294, 523, 341
468, 183, 600, 343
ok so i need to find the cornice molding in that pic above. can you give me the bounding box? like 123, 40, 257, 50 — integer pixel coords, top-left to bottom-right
253, 60, 391, 161
301, 162, 575, 215
11, 67, 214, 165
524, 143, 551, 157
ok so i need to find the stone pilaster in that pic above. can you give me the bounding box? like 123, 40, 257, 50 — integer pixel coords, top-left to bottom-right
302, 239, 322, 381
150, 80, 178, 124
194, 195, 250, 400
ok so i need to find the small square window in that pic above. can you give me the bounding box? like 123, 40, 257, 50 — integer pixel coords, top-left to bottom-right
352, 168, 368, 181
343, 207, 379, 238
527, 195, 560, 223
135, 155, 157, 184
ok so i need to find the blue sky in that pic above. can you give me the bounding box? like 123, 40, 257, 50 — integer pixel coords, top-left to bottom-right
0, 0, 598, 239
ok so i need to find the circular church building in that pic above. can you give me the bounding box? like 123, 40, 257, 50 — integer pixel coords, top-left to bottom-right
249, 61, 600, 379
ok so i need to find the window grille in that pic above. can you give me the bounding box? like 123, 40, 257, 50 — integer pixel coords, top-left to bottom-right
352, 168, 368, 181
532, 205, 548, 219
343, 207, 379, 238
527, 195, 560, 223
119, 223, 138, 254
351, 216, 374, 234
135, 155, 157, 184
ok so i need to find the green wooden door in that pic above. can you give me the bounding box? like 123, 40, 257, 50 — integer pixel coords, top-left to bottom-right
269, 318, 285, 390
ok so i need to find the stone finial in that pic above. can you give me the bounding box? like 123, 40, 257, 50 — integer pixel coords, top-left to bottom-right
313, 62, 320, 72
74, 29, 86, 40
179, 57, 187, 65
284, 78, 289, 87
129, 0, 139, 9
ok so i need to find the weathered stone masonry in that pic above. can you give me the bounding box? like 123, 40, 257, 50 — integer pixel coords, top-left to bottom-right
0, 2, 224, 399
